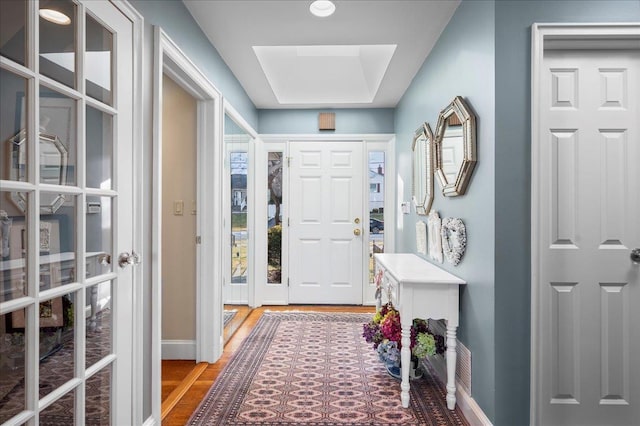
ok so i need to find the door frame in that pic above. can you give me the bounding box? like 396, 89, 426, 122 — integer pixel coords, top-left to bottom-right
530, 22, 640, 425
255, 134, 395, 306
111, 3, 145, 424
152, 26, 223, 420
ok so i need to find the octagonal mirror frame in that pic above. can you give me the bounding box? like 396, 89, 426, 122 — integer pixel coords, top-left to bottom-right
8, 130, 68, 213
411, 122, 434, 216
434, 96, 477, 196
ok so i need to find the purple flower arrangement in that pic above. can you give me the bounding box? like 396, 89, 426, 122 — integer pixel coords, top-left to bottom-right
363, 302, 445, 367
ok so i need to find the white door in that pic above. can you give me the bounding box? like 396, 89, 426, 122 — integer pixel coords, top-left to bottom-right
0, 1, 136, 424
289, 141, 364, 304
535, 46, 640, 424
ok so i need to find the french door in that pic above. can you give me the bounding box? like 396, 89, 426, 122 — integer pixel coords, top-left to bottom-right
0, 1, 136, 424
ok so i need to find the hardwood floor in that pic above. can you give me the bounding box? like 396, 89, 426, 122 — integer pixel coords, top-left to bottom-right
161, 305, 375, 425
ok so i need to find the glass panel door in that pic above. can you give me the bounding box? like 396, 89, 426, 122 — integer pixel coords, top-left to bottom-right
224, 114, 251, 304
0, 1, 134, 424
368, 151, 385, 283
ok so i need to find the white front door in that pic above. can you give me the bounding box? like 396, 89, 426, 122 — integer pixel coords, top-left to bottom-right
289, 141, 364, 304
535, 44, 640, 424
0, 1, 136, 424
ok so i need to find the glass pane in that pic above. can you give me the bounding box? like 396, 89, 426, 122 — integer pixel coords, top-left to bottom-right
85, 281, 111, 369
1, 190, 28, 302
1, 69, 28, 183
369, 151, 385, 283
0, 308, 27, 423
267, 152, 283, 283
38, 291, 75, 399
0, 0, 27, 65
86, 196, 111, 278
230, 152, 247, 284
86, 106, 113, 189
39, 388, 75, 424
40, 194, 76, 289
86, 365, 111, 425
39, 0, 77, 89
86, 14, 113, 105
40, 85, 76, 187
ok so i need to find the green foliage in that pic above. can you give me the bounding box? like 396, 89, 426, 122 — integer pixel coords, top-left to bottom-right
268, 225, 282, 267
412, 332, 436, 359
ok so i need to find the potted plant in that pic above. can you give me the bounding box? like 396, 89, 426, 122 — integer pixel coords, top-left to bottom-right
363, 302, 445, 379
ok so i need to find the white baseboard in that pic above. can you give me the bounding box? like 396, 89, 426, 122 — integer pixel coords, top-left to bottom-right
161, 339, 196, 360
423, 355, 493, 426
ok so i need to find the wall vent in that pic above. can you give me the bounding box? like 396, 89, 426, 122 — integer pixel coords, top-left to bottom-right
428, 319, 472, 394
318, 112, 335, 131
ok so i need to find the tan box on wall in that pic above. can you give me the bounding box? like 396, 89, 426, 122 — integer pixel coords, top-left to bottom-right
318, 112, 335, 131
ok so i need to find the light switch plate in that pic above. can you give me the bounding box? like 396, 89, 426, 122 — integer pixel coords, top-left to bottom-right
174, 200, 184, 215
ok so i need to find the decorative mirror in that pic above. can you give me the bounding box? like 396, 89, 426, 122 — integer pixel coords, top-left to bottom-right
411, 123, 434, 215
8, 130, 68, 213
435, 96, 476, 196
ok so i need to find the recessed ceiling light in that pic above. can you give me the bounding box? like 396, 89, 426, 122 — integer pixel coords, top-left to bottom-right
309, 1, 335, 18
39, 9, 71, 25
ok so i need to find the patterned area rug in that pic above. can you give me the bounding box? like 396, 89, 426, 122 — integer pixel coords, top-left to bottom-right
224, 310, 237, 327
189, 312, 469, 425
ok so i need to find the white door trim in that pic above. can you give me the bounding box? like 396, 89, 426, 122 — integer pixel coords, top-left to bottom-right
152, 26, 223, 421
110, 2, 145, 423
256, 134, 395, 307
530, 22, 640, 426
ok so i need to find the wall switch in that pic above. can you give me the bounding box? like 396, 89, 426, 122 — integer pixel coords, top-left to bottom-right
191, 200, 197, 215
174, 200, 184, 216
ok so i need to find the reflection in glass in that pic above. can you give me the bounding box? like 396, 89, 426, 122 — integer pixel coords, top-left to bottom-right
40, 85, 76, 186
39, 0, 77, 89
86, 196, 112, 278
0, 308, 26, 423
267, 152, 283, 283
368, 152, 385, 283
1, 69, 28, 182
230, 152, 248, 284
86, 106, 113, 189
38, 291, 75, 399
86, 282, 111, 369
86, 365, 111, 425
86, 14, 113, 105
440, 115, 464, 183
0, 191, 28, 302
0, 0, 27, 65
39, 388, 75, 424
40, 194, 75, 289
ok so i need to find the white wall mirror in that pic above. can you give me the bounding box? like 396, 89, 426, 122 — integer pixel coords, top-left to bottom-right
8, 130, 68, 213
412, 123, 434, 216
435, 96, 476, 196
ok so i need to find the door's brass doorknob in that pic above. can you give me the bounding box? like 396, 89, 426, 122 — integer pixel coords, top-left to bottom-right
354, 229, 361, 236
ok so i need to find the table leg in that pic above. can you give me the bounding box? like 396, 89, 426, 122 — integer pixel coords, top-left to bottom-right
401, 320, 411, 408
446, 323, 458, 410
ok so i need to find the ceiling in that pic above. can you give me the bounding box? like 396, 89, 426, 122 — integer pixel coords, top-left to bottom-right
183, 0, 460, 109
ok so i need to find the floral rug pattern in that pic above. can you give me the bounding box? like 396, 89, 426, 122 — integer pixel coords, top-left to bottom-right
189, 312, 469, 425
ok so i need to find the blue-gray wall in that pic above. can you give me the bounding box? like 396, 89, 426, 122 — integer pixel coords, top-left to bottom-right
494, 2, 640, 425
258, 108, 394, 134
130, 0, 258, 129
394, 0, 496, 420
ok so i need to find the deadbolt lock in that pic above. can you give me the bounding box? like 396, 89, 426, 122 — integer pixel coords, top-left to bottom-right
354, 218, 360, 224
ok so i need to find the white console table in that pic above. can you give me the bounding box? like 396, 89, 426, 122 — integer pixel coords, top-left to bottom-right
374, 253, 465, 410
